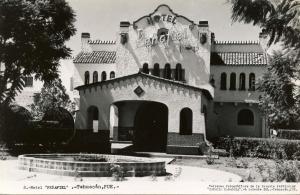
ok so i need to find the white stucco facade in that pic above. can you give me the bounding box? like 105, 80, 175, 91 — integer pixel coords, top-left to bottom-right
72, 4, 269, 153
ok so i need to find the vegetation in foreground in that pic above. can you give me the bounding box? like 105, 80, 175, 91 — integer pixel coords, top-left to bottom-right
172, 156, 300, 182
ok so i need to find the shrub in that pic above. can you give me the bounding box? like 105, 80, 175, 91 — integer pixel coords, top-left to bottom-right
235, 158, 249, 169
42, 107, 74, 129
274, 160, 300, 182
219, 137, 300, 159
205, 143, 215, 165
73, 154, 107, 162
110, 164, 125, 181
276, 129, 300, 140
0, 104, 32, 145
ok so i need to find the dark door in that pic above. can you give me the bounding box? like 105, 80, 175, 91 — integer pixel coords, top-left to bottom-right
133, 102, 168, 152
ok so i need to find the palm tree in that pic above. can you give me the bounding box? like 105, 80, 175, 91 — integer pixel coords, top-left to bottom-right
229, 0, 300, 52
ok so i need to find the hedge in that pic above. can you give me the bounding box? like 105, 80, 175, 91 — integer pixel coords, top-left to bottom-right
276, 129, 300, 140
217, 137, 300, 160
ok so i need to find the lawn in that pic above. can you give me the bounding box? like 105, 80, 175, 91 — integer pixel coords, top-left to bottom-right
171, 156, 300, 182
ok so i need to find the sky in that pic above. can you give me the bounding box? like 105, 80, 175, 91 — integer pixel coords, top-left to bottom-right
65, 0, 262, 55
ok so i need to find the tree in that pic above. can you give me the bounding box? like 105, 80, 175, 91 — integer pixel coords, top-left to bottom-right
0, 0, 76, 105
230, 0, 300, 129
29, 78, 75, 120
258, 51, 300, 129
229, 0, 300, 54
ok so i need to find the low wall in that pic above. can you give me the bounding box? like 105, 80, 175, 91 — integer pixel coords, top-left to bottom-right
18, 154, 166, 177
166, 133, 205, 154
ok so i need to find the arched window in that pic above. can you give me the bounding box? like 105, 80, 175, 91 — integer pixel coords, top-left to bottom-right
93, 71, 98, 83
229, 73, 236, 90
237, 109, 254, 125
175, 63, 183, 81
153, 63, 160, 77
249, 73, 255, 91
87, 106, 99, 132
180, 108, 193, 135
101, 71, 107, 81
110, 71, 115, 79
164, 63, 171, 79
142, 63, 149, 74
239, 73, 246, 90
84, 71, 90, 85
220, 72, 227, 90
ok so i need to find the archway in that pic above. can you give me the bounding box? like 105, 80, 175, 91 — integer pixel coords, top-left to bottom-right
179, 107, 193, 135
133, 101, 168, 152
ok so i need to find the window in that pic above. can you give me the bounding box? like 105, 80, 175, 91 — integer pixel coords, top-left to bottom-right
237, 109, 254, 125
84, 71, 89, 85
239, 73, 246, 90
24, 76, 33, 87
164, 63, 171, 79
175, 63, 183, 81
249, 73, 255, 91
180, 108, 193, 135
153, 63, 160, 77
93, 71, 98, 83
110, 71, 115, 79
229, 73, 236, 90
142, 63, 149, 74
101, 71, 107, 81
220, 72, 227, 90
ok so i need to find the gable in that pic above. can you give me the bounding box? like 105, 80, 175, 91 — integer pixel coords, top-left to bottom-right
75, 72, 213, 99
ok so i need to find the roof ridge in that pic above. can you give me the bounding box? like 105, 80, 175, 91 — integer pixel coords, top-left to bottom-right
88, 40, 116, 44
73, 51, 116, 64
214, 52, 265, 53
211, 52, 267, 66
214, 40, 260, 45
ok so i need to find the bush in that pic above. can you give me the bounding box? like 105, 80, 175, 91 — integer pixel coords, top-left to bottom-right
110, 164, 125, 181
205, 143, 215, 165
275, 160, 300, 182
276, 129, 300, 140
0, 104, 32, 145
254, 160, 300, 182
42, 107, 74, 129
219, 137, 300, 159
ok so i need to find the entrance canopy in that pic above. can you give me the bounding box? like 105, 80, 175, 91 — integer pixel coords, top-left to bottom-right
75, 72, 212, 137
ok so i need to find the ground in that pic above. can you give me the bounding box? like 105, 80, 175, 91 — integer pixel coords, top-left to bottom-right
171, 157, 278, 182
0, 149, 282, 182
0, 148, 298, 183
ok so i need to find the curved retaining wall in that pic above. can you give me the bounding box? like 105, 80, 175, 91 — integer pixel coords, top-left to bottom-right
18, 154, 166, 177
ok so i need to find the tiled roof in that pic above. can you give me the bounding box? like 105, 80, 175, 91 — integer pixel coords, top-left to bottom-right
88, 40, 116, 44
211, 52, 267, 66
214, 40, 259, 45
73, 51, 116, 64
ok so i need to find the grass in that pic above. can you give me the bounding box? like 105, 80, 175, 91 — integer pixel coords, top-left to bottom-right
171, 157, 300, 182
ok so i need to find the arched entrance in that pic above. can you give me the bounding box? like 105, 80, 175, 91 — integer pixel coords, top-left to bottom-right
133, 101, 168, 152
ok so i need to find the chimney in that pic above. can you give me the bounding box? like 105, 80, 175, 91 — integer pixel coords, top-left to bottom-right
211, 32, 215, 44
120, 21, 130, 45
198, 20, 209, 27
198, 21, 209, 45
81, 32, 91, 52
120, 21, 130, 33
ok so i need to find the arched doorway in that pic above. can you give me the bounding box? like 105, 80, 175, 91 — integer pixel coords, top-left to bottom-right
133, 101, 168, 152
